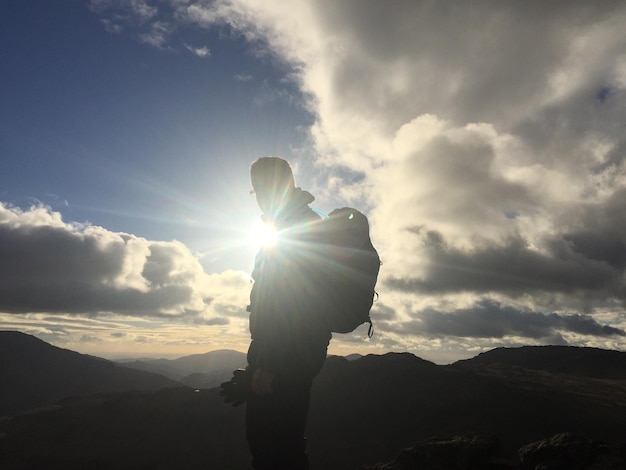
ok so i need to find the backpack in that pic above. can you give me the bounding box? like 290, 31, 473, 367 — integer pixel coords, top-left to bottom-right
311, 207, 381, 337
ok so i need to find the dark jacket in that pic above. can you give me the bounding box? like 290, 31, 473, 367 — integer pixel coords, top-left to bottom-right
247, 188, 331, 379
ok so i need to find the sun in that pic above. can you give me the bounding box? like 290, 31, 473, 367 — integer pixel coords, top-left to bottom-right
250, 221, 278, 248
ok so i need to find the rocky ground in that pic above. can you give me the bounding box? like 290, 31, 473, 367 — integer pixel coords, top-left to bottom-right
360, 432, 626, 470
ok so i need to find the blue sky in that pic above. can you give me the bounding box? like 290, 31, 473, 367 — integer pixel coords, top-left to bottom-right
2, 0, 626, 363
2, 0, 313, 273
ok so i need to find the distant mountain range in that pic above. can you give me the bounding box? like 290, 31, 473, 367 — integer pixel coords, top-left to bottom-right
117, 349, 247, 389
0, 331, 625, 469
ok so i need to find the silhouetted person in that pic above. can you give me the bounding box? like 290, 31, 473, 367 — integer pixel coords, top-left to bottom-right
245, 157, 331, 470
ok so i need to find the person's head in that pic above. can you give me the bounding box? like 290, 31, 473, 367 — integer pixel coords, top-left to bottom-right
250, 157, 296, 216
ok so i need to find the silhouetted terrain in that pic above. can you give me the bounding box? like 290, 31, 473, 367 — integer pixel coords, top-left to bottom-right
0, 334, 624, 469
452, 345, 626, 379
359, 432, 626, 469
118, 349, 247, 389
0, 331, 181, 416
308, 351, 626, 468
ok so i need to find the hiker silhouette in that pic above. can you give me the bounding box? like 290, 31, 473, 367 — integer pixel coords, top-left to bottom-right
242, 157, 332, 470
219, 156, 380, 468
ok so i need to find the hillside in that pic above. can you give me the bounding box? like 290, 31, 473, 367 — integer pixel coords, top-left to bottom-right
0, 331, 182, 416
0, 345, 624, 469
308, 351, 626, 468
451, 345, 626, 379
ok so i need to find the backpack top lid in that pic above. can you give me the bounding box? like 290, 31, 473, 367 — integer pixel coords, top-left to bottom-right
317, 207, 373, 253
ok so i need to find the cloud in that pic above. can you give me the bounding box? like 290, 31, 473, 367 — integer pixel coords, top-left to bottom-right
234, 74, 253, 82
385, 226, 622, 298
78, 1, 626, 355
91, 0, 174, 50
100, 19, 122, 34
180, 0, 626, 347
185, 44, 210, 57
0, 203, 247, 320
89, 0, 157, 22
392, 301, 626, 340
138, 20, 172, 48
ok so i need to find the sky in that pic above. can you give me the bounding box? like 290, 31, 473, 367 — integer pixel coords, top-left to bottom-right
2, 0, 626, 364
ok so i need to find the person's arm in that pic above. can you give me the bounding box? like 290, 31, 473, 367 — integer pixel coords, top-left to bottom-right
248, 249, 289, 388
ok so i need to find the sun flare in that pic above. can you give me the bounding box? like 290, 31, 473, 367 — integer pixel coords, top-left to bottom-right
250, 222, 278, 248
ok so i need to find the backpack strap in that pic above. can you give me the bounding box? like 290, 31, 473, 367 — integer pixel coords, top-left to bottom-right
311, 207, 329, 219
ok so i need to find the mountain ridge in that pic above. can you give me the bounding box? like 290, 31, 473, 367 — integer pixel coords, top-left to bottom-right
1, 332, 625, 469
0, 331, 182, 416
451, 344, 626, 379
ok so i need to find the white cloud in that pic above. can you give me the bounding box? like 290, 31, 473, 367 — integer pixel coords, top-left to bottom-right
90, 0, 157, 22
185, 44, 210, 57
92, 0, 174, 50
100, 18, 122, 34
138, 20, 172, 48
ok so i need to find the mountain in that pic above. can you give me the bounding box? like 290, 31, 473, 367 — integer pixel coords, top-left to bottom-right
0, 331, 182, 417
0, 343, 624, 469
118, 349, 248, 388
346, 353, 363, 361
451, 345, 626, 380
308, 350, 626, 468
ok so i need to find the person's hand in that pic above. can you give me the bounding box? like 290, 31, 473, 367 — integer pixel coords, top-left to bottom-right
251, 368, 275, 395
219, 369, 251, 406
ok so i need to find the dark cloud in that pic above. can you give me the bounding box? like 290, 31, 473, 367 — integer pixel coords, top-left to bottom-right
371, 303, 397, 321
0, 223, 124, 286
386, 228, 620, 298
562, 189, 626, 270
195, 316, 230, 326
79, 334, 103, 343
307, 0, 626, 132
397, 301, 625, 339
0, 204, 208, 316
